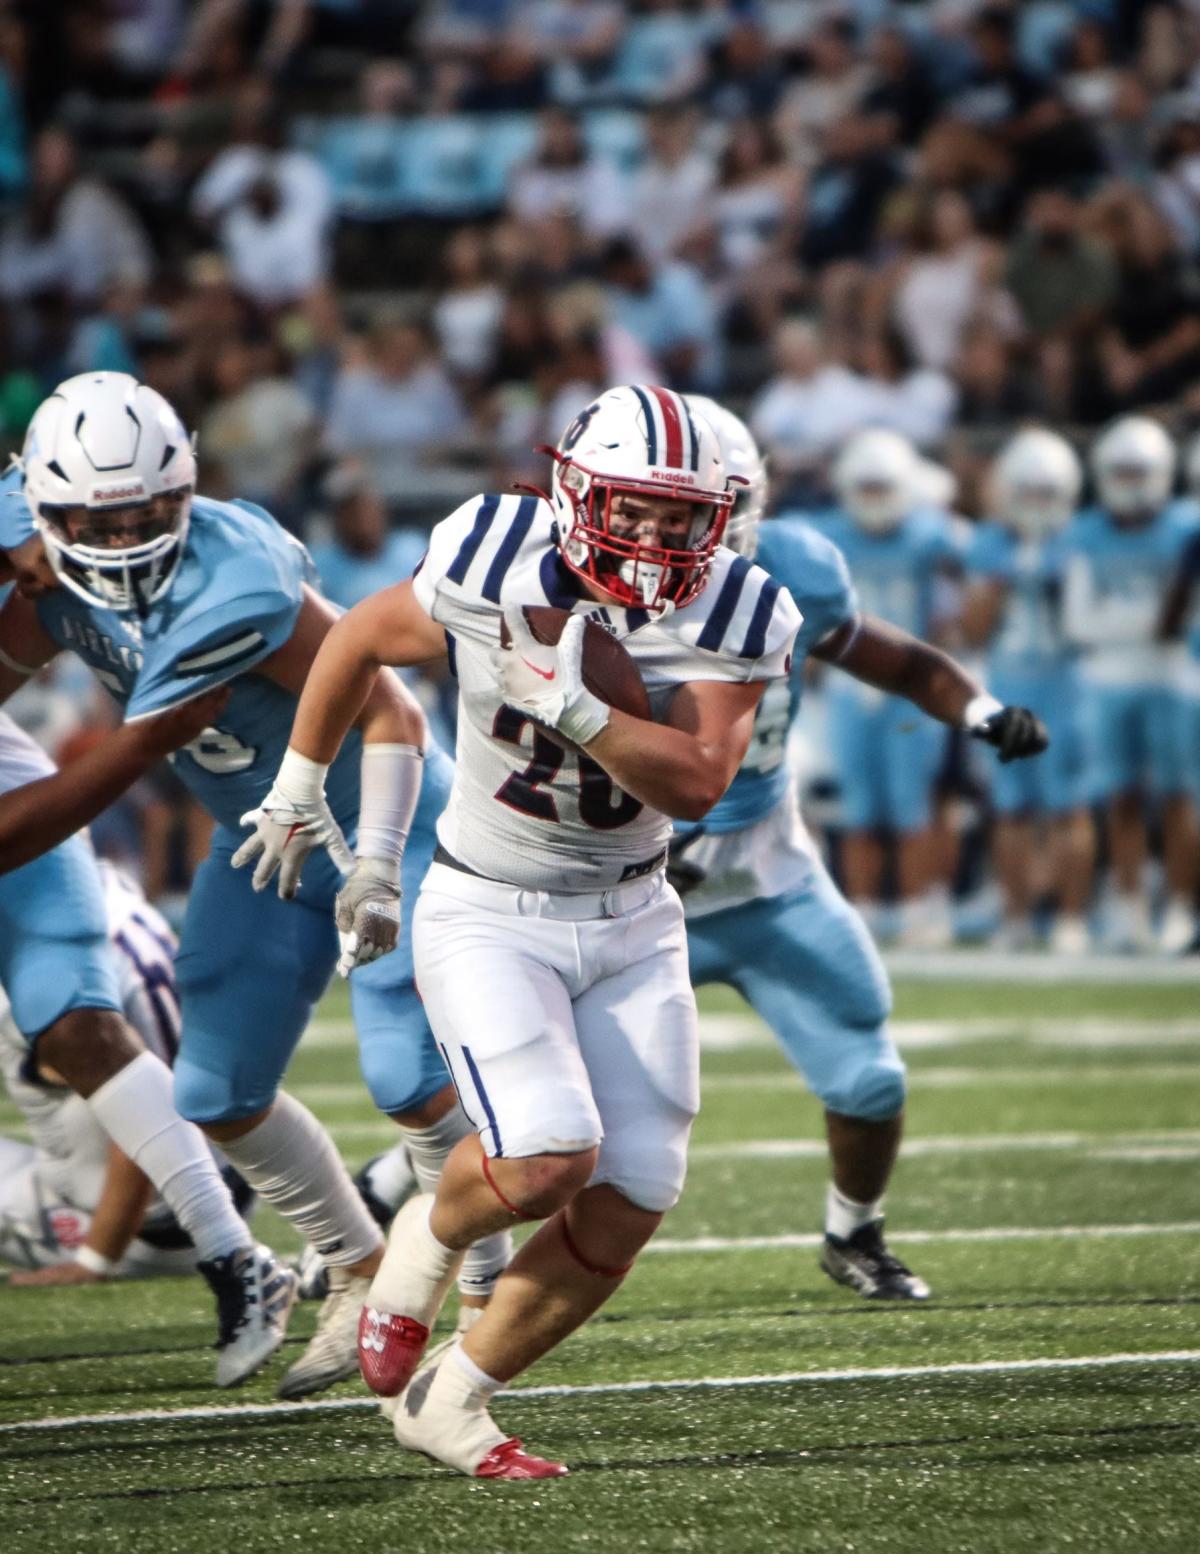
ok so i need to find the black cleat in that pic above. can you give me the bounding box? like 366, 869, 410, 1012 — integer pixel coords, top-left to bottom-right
820, 1221, 931, 1301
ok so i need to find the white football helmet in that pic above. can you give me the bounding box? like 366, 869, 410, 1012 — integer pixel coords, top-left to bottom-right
548, 385, 734, 611
22, 372, 196, 614
684, 395, 767, 558
991, 427, 1082, 539
1091, 415, 1175, 523
832, 428, 919, 533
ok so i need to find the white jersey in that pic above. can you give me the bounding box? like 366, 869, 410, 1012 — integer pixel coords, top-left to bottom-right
412, 493, 801, 892
0, 864, 180, 1214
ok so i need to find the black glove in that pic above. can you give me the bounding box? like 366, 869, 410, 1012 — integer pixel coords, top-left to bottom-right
974, 705, 1050, 764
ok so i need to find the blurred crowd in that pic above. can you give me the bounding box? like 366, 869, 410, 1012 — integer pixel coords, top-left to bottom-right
2, 0, 1200, 948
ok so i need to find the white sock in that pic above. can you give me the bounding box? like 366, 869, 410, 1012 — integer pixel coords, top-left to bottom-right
396, 1107, 472, 1196
458, 1230, 512, 1299
825, 1182, 882, 1241
369, 1194, 462, 1321
87, 1051, 249, 1263
218, 1091, 382, 1267
446, 1340, 501, 1402
364, 1143, 417, 1209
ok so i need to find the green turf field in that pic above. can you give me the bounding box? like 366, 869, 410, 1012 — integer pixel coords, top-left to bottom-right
3, 976, 1199, 1553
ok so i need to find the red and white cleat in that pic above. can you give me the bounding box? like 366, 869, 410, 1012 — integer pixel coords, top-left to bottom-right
475, 1439, 569, 1480
357, 1306, 430, 1396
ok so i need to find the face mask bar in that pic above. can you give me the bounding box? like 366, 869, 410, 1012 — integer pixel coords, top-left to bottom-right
36, 487, 193, 615
549, 450, 735, 611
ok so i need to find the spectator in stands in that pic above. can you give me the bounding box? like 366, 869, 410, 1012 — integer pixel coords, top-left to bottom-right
859, 25, 939, 149
749, 316, 877, 500
777, 16, 872, 167
627, 106, 714, 263
324, 314, 468, 500
507, 106, 625, 238
954, 321, 1036, 429
308, 462, 428, 611
0, 126, 152, 306
191, 90, 334, 309
318, 59, 418, 222
1093, 188, 1200, 412
709, 117, 803, 279
1062, 17, 1123, 125
857, 326, 960, 450
705, 16, 787, 123
600, 236, 720, 391
432, 226, 504, 383
1152, 112, 1200, 260
1005, 188, 1117, 343
200, 336, 316, 525
457, 36, 551, 113
0, 10, 26, 207
608, 0, 712, 107
889, 190, 1013, 373
521, 0, 623, 102
799, 113, 900, 273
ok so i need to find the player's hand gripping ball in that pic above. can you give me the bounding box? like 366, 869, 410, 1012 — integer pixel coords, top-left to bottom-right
496, 605, 650, 748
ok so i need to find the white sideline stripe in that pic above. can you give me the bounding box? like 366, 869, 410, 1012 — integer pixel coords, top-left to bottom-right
301, 1015, 1200, 1055
687, 1129, 1200, 1162
645, 1220, 1200, 1254
4, 1350, 1198, 1437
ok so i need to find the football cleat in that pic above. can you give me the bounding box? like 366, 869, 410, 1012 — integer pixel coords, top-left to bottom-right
359, 1306, 431, 1397
197, 1243, 298, 1389
276, 1265, 371, 1399
476, 1440, 569, 1480
390, 1360, 568, 1479
820, 1221, 931, 1301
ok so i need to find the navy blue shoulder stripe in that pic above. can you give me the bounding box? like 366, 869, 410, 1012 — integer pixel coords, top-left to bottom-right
697, 555, 752, 652
630, 386, 657, 465
739, 574, 783, 660
481, 494, 538, 602
446, 493, 501, 585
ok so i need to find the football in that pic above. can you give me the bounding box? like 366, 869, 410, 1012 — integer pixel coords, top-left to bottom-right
500, 604, 652, 724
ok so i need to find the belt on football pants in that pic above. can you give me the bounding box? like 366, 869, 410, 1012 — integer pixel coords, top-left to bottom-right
428, 845, 666, 920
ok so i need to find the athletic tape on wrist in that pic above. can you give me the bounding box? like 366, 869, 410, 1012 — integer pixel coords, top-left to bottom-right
75, 1245, 116, 1276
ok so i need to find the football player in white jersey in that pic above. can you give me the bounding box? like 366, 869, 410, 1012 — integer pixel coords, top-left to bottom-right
239, 385, 801, 1478
0, 863, 257, 1281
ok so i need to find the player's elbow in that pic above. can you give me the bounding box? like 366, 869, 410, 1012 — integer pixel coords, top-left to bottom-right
671, 768, 729, 822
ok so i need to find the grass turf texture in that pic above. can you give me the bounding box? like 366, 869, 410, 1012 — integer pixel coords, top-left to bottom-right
2, 976, 1198, 1553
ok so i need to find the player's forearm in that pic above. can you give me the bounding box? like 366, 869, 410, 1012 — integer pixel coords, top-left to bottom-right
0, 723, 179, 875
290, 591, 435, 764
84, 1144, 154, 1269
829, 616, 985, 728
585, 712, 734, 822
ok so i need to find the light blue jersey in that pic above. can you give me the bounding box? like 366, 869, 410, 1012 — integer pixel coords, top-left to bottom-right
5, 490, 451, 1122
1061, 501, 1200, 800
809, 507, 961, 833
697, 519, 857, 834
673, 518, 903, 1125
966, 521, 1084, 815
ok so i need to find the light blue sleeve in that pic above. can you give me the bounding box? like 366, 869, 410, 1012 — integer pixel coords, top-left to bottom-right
126, 503, 309, 718
758, 519, 858, 660
0, 468, 35, 550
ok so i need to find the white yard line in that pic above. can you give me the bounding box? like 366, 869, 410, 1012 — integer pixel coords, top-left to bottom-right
687, 1129, 1200, 1162
645, 1220, 1200, 1254
699, 1064, 1200, 1092
4, 1350, 1198, 1437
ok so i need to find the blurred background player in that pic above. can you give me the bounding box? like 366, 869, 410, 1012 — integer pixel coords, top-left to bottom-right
0, 372, 508, 1398
0, 861, 257, 1283
962, 428, 1094, 952
808, 429, 965, 948
670, 397, 1047, 1300
0, 706, 290, 1381
1063, 417, 1200, 953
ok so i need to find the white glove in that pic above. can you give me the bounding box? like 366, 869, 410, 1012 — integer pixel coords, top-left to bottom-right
495, 607, 611, 746
231, 748, 354, 897
335, 858, 401, 977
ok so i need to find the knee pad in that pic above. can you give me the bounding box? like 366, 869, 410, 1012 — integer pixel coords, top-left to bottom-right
172, 1055, 274, 1127
819, 1046, 907, 1122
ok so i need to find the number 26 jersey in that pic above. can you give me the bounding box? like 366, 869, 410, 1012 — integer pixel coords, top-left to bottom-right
411, 492, 800, 893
